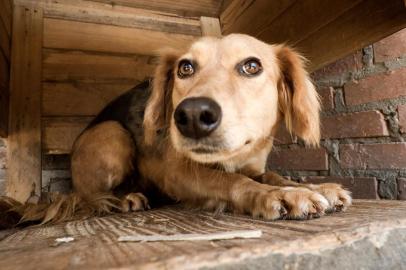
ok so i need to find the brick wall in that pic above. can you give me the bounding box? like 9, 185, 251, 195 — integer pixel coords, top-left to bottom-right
0, 29, 405, 200
271, 28, 406, 200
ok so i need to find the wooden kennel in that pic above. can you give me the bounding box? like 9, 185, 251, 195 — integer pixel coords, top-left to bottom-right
0, 1, 406, 269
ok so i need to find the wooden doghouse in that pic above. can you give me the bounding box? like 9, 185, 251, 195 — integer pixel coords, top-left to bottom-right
1, 1, 406, 269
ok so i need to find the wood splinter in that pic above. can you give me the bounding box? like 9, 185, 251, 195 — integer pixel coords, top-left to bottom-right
118, 229, 262, 242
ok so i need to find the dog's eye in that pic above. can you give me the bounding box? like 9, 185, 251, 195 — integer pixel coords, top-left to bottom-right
239, 58, 263, 77
178, 60, 195, 78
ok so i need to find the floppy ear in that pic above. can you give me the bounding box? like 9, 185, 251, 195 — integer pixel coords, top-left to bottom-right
276, 45, 320, 146
144, 50, 180, 145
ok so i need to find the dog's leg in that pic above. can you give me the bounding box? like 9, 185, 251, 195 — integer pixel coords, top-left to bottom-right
71, 121, 149, 212
163, 161, 330, 220
257, 172, 352, 212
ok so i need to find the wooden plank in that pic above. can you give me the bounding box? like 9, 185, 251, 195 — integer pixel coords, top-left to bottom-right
0, 201, 405, 269
0, 1, 12, 36
200, 16, 222, 37
43, 18, 196, 55
42, 82, 134, 116
0, 52, 9, 137
7, 6, 43, 203
220, 0, 296, 36
296, 0, 406, 71
42, 49, 156, 83
14, 0, 202, 36
0, 14, 10, 62
87, 0, 224, 17
43, 117, 92, 154
254, 0, 363, 45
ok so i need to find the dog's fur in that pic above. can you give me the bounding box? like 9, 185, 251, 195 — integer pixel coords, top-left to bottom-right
1, 34, 351, 227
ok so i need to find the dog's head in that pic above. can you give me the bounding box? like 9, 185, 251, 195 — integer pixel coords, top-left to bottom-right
144, 34, 320, 164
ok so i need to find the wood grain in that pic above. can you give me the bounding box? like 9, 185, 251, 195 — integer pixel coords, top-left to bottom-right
200, 16, 222, 37
0, 10, 10, 62
43, 18, 196, 55
297, 0, 406, 71
0, 200, 405, 269
0, 50, 9, 137
0, 0, 11, 36
87, 0, 225, 17
14, 0, 202, 36
42, 82, 135, 116
43, 117, 92, 154
7, 6, 43, 203
42, 49, 156, 83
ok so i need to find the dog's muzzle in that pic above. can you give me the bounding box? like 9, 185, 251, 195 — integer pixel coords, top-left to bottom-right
174, 97, 222, 140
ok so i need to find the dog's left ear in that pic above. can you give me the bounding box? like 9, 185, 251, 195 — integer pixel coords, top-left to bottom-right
144, 50, 180, 145
276, 45, 320, 146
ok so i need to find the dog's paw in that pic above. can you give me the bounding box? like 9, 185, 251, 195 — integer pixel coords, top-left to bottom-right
121, 192, 150, 212
308, 183, 352, 212
249, 187, 329, 220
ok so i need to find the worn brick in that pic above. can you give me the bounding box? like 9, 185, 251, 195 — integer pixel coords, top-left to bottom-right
269, 148, 328, 171
398, 178, 406, 200
374, 28, 406, 62
305, 176, 378, 199
318, 87, 334, 110
321, 110, 389, 139
398, 105, 406, 133
273, 123, 297, 145
340, 143, 406, 169
311, 51, 363, 80
344, 67, 406, 105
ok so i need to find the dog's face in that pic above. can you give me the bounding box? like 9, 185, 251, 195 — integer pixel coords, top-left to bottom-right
144, 34, 320, 164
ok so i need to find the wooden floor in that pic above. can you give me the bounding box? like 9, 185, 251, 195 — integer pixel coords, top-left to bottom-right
0, 200, 405, 270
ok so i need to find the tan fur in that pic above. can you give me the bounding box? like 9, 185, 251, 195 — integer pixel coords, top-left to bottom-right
0, 34, 351, 227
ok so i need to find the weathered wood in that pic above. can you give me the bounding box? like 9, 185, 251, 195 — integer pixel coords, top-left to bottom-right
0, 52, 9, 137
7, 6, 43, 203
14, 0, 202, 36
297, 0, 406, 71
200, 16, 222, 37
0, 0, 12, 36
87, 0, 225, 18
0, 12, 10, 62
0, 200, 405, 270
221, 0, 406, 71
42, 49, 156, 83
42, 82, 135, 117
220, 0, 296, 37
43, 18, 196, 56
43, 117, 92, 154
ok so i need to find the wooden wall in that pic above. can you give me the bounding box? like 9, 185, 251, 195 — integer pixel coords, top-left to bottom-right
0, 0, 12, 137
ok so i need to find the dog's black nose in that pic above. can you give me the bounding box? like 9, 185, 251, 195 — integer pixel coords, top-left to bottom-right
174, 97, 222, 139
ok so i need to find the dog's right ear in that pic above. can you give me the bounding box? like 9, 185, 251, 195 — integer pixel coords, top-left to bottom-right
144, 50, 180, 145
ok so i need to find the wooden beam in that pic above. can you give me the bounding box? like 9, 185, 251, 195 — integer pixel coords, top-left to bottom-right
7, 6, 43, 203
14, 0, 202, 36
0, 52, 9, 137
221, 0, 406, 71
43, 18, 196, 56
200, 17, 222, 37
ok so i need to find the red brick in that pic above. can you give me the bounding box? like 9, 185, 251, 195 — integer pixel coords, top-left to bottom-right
269, 148, 328, 171
344, 67, 406, 105
311, 51, 363, 80
318, 87, 334, 110
340, 143, 406, 169
305, 176, 378, 199
321, 110, 389, 139
374, 28, 406, 62
273, 123, 297, 145
398, 178, 406, 200
398, 105, 406, 133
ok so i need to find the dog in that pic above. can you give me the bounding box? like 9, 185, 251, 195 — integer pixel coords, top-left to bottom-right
0, 34, 351, 227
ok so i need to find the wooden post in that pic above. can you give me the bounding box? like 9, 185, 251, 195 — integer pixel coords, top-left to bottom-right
199, 16, 222, 37
7, 6, 43, 203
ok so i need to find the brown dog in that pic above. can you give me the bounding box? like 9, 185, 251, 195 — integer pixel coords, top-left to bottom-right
2, 34, 351, 226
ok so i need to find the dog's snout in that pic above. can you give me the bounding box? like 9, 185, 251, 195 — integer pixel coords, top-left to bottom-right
174, 97, 222, 139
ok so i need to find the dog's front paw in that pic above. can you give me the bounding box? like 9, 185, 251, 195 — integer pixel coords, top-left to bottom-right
308, 183, 352, 212
121, 192, 150, 212
249, 187, 329, 220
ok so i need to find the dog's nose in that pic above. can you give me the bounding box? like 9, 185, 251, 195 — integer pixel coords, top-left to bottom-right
174, 97, 222, 139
